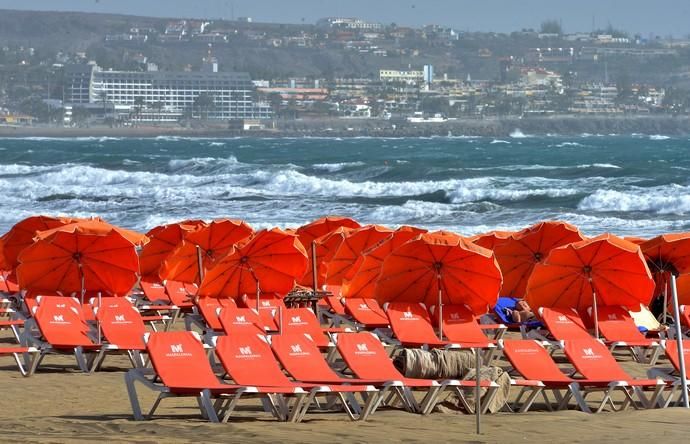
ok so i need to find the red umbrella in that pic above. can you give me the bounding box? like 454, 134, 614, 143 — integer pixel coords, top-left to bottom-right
198, 228, 308, 304
161, 219, 253, 285
494, 221, 584, 298
342, 226, 427, 299
325, 225, 392, 285
139, 220, 206, 280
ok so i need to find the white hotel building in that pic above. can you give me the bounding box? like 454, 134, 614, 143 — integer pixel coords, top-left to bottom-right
63, 63, 271, 121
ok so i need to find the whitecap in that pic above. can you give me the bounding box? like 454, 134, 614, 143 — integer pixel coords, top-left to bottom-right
312, 161, 365, 172
509, 129, 529, 138
649, 135, 671, 140
490, 139, 510, 144
578, 186, 690, 215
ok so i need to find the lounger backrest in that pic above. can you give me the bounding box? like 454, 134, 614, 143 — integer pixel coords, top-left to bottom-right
95, 297, 146, 349
663, 340, 690, 378
164, 280, 194, 306
680, 306, 690, 329
539, 307, 592, 341
335, 332, 403, 380
385, 302, 440, 344
322, 295, 347, 315
240, 294, 285, 330
343, 298, 389, 327
563, 339, 632, 381
594, 305, 645, 342
33, 296, 94, 347
0, 271, 18, 293
277, 308, 330, 347
146, 331, 221, 390
434, 304, 488, 343
215, 334, 293, 386
140, 280, 170, 304
196, 297, 236, 331
218, 306, 266, 336
271, 333, 341, 381
501, 340, 572, 383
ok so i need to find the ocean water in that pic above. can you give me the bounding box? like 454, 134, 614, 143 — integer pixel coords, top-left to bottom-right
0, 134, 688, 237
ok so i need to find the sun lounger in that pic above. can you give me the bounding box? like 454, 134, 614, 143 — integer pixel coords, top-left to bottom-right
240, 293, 286, 331
124, 330, 307, 422
0, 346, 39, 376
429, 304, 501, 360
589, 305, 662, 364
340, 298, 389, 330
0, 306, 24, 342
163, 280, 195, 310
24, 295, 101, 372
218, 306, 267, 336
536, 307, 593, 342
501, 339, 594, 412
318, 285, 348, 324
91, 297, 149, 371
213, 334, 380, 421
562, 339, 666, 411
649, 340, 690, 407
334, 331, 499, 415
384, 302, 460, 349
275, 307, 336, 349
189, 297, 237, 333
272, 332, 416, 413
493, 297, 542, 335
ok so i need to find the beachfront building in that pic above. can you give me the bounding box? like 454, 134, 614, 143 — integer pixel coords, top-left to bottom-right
379, 69, 424, 85
63, 63, 271, 122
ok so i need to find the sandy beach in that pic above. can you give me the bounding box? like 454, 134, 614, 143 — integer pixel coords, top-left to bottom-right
3, 326, 690, 444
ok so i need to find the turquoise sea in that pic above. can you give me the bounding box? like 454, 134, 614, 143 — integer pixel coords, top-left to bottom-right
0, 134, 688, 236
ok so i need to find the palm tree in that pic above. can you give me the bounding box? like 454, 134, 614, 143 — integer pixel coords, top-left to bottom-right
133, 96, 146, 126
194, 93, 215, 120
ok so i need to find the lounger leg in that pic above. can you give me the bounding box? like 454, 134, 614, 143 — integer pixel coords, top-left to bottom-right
569, 383, 591, 413
480, 384, 500, 414
148, 393, 165, 417
518, 387, 543, 413
359, 391, 380, 420
124, 371, 144, 420
199, 389, 220, 423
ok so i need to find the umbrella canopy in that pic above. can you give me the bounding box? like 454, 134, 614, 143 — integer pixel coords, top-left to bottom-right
1, 215, 84, 269
641, 233, 690, 277
297, 226, 354, 286
525, 233, 655, 312
375, 233, 502, 315
624, 236, 648, 245
295, 216, 361, 250
16, 223, 140, 296
38, 219, 148, 247
469, 230, 514, 250
139, 220, 206, 279
161, 219, 253, 284
342, 226, 427, 299
197, 228, 308, 299
494, 221, 584, 298
325, 225, 393, 285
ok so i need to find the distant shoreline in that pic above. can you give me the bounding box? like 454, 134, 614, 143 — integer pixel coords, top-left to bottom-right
1, 115, 689, 138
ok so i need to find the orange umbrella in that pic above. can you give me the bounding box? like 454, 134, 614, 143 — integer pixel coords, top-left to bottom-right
641, 232, 690, 407
197, 228, 308, 301
375, 233, 502, 316
624, 236, 648, 245
1, 215, 84, 269
161, 219, 253, 285
38, 219, 148, 247
325, 225, 393, 285
470, 230, 514, 250
494, 221, 584, 298
525, 233, 654, 337
674, 274, 690, 306
297, 226, 354, 287
16, 222, 140, 297
139, 220, 206, 280
342, 226, 427, 299
296, 216, 361, 250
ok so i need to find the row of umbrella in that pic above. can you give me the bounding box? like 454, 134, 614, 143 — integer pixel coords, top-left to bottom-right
2, 214, 690, 408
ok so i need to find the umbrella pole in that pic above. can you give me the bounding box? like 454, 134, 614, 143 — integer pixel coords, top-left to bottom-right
670, 274, 689, 408
97, 291, 102, 345
663, 281, 668, 324
79, 264, 85, 305
196, 245, 205, 284
437, 273, 443, 340
311, 241, 319, 318
592, 289, 599, 339
475, 347, 482, 434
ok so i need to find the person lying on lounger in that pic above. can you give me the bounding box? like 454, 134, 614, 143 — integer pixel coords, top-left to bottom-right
507, 299, 535, 323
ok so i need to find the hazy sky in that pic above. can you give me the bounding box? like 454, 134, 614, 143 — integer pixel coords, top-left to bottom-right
1, 0, 688, 36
